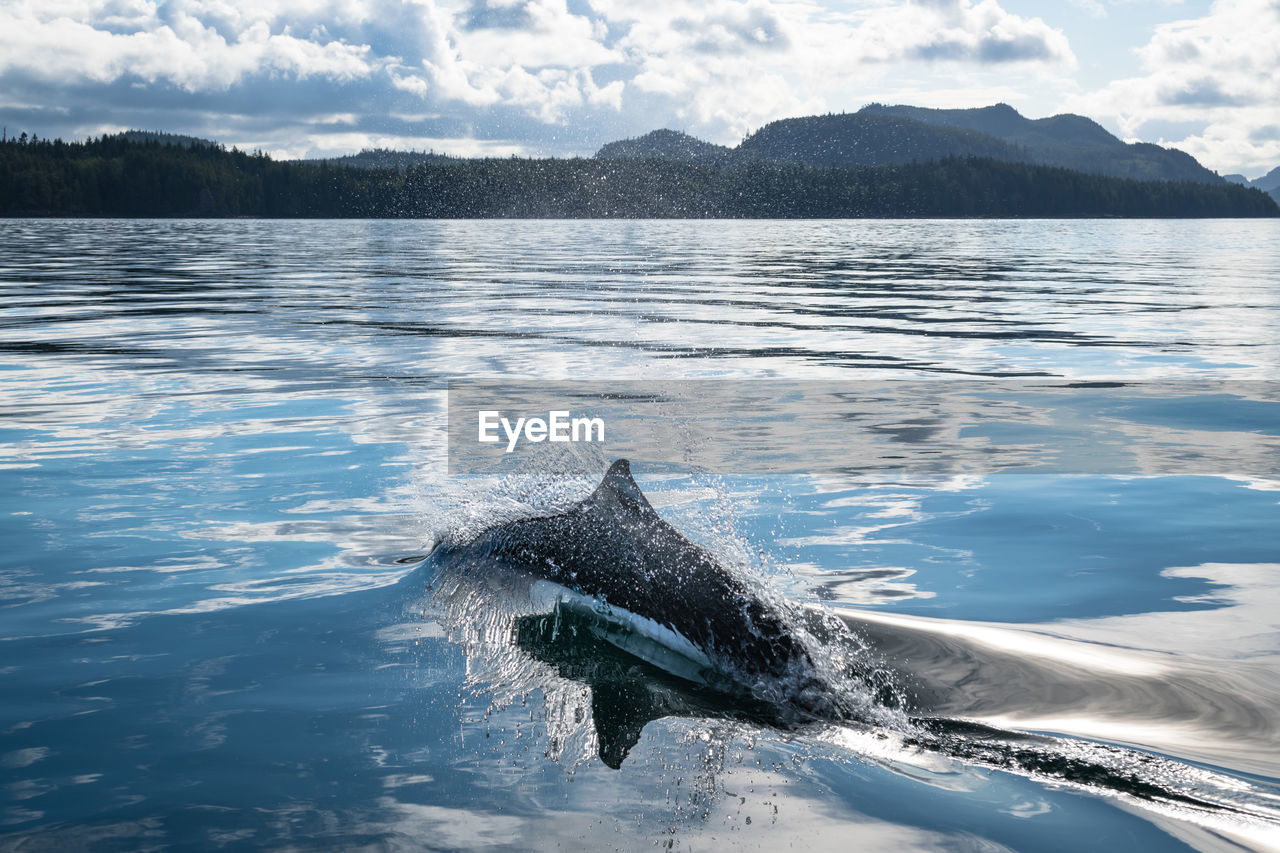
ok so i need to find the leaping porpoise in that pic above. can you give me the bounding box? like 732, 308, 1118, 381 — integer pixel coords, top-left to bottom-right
428, 459, 847, 719
423, 461, 1275, 819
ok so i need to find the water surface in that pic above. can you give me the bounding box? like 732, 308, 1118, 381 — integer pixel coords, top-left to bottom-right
2, 219, 1280, 850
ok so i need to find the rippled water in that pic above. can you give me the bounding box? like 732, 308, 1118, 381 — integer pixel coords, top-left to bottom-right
3, 219, 1280, 851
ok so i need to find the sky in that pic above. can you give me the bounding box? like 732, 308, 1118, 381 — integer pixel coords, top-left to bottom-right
1, 0, 1278, 177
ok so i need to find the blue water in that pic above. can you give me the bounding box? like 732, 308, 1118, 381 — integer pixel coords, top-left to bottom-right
2, 219, 1280, 850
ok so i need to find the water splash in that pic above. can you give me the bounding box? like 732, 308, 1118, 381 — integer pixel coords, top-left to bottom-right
412, 465, 1280, 841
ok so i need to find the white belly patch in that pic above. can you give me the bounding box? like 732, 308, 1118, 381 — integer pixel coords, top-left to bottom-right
529, 580, 719, 686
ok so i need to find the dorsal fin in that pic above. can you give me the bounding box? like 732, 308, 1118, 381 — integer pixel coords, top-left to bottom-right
587, 459, 653, 512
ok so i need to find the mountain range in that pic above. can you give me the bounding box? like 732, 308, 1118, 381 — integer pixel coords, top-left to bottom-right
597, 103, 1233, 187
111, 119, 1280, 204
1225, 167, 1280, 202
5, 124, 1276, 218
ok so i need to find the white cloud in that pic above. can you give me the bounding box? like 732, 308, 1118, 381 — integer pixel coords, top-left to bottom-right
1066, 0, 1107, 17
453, 0, 617, 68
0, 0, 1078, 155
0, 1, 380, 90
1071, 0, 1280, 175
597, 0, 1074, 143
849, 0, 1075, 66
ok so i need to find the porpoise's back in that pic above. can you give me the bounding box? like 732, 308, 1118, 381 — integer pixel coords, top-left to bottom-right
456, 460, 810, 683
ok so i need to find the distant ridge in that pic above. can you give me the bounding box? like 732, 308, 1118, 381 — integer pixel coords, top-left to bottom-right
1256, 167, 1280, 192
737, 112, 1022, 168
861, 103, 1120, 150
859, 103, 1219, 183
594, 103, 1225, 185
1230, 165, 1279, 191
1226, 166, 1280, 203
119, 130, 219, 148
596, 129, 734, 164
309, 148, 457, 171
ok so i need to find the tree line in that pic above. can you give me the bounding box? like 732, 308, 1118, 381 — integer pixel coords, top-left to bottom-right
2, 132, 1276, 218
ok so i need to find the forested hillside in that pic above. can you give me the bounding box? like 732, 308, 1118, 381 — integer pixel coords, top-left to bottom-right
2, 133, 1275, 218
597, 103, 1228, 185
